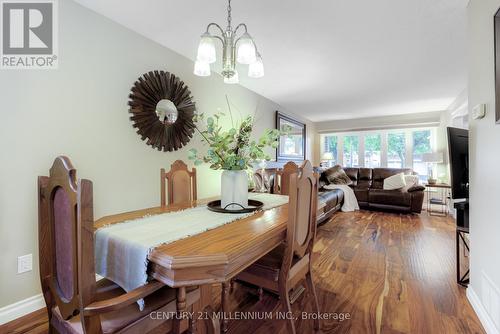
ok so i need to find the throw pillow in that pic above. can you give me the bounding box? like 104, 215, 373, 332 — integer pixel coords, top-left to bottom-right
403, 174, 419, 192
323, 165, 353, 185
383, 172, 406, 190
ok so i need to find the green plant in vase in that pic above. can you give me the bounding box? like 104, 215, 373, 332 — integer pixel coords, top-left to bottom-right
188, 101, 284, 210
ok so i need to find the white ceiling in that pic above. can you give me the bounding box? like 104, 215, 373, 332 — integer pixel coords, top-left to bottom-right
74, 0, 468, 122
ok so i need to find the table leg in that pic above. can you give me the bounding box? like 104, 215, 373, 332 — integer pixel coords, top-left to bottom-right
174, 287, 187, 334
221, 282, 230, 333
191, 284, 215, 334
426, 188, 430, 212
189, 312, 197, 334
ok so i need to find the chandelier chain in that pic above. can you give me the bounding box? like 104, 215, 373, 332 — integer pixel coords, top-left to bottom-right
227, 0, 232, 30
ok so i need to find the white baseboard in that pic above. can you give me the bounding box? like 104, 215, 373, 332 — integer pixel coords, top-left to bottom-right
467, 287, 500, 334
0, 275, 103, 326
0, 294, 46, 325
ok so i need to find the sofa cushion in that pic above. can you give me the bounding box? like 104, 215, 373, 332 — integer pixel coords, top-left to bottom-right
353, 187, 369, 203
344, 168, 359, 185
357, 168, 372, 188
369, 189, 411, 207
323, 165, 352, 185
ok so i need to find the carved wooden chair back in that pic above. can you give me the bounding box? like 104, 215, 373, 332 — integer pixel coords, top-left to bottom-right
234, 160, 320, 334
274, 161, 302, 195
38, 156, 96, 322
161, 160, 197, 206
39, 157, 205, 334
281, 160, 319, 277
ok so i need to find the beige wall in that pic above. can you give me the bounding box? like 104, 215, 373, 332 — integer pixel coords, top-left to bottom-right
0, 0, 315, 308
468, 0, 500, 331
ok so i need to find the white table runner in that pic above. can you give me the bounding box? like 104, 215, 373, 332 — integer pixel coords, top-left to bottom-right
94, 193, 288, 309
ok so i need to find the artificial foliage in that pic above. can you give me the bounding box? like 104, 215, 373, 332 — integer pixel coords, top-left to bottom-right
188, 101, 286, 171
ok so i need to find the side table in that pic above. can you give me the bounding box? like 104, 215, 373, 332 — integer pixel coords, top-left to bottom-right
424, 183, 451, 216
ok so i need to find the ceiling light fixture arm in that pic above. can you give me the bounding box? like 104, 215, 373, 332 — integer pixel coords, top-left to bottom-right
233, 23, 250, 46
206, 23, 225, 45
234, 23, 248, 36
234, 23, 257, 51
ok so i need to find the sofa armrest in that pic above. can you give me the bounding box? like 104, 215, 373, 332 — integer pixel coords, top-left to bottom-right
409, 189, 425, 213
408, 185, 425, 192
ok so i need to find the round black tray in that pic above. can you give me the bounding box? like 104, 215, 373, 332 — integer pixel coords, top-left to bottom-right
207, 200, 264, 214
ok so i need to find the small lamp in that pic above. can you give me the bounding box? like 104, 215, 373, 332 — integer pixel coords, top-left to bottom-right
321, 152, 334, 167
422, 152, 443, 184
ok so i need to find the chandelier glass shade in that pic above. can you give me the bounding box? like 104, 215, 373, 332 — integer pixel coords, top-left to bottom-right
197, 32, 216, 64
236, 32, 257, 64
194, 0, 263, 83
194, 60, 211, 77
248, 53, 264, 78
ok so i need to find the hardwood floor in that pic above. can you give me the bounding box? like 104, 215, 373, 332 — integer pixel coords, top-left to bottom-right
0, 211, 484, 334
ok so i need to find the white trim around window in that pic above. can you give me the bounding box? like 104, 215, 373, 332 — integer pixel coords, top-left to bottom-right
320, 127, 437, 170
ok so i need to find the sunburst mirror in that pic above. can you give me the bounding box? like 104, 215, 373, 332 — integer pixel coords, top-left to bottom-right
128, 71, 196, 151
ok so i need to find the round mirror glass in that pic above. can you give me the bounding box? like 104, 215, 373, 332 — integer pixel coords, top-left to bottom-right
155, 99, 178, 125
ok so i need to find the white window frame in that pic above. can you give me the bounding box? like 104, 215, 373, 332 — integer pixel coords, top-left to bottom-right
320, 127, 437, 169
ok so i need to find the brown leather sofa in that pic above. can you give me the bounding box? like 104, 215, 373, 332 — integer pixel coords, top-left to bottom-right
343, 167, 425, 213
316, 187, 344, 224
254, 167, 344, 224
256, 165, 423, 225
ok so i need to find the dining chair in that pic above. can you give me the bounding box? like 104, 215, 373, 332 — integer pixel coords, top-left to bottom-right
273, 161, 302, 195
236, 160, 321, 334
38, 156, 201, 334
161, 160, 197, 206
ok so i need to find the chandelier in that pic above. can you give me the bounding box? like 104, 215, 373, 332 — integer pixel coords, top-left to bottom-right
193, 0, 264, 84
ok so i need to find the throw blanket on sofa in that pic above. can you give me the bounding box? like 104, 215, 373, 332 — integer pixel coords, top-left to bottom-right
323, 184, 360, 212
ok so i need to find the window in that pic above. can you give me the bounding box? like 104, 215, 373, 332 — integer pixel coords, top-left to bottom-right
387, 133, 406, 168
343, 135, 359, 167
323, 135, 338, 165
412, 130, 432, 182
320, 127, 436, 173
364, 134, 381, 168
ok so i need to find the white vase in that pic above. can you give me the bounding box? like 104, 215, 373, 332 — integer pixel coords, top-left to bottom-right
221, 170, 248, 210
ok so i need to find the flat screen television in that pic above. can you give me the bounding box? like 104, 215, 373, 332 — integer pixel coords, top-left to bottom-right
447, 127, 469, 200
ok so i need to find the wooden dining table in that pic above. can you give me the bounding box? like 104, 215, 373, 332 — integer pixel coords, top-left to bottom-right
94, 198, 289, 334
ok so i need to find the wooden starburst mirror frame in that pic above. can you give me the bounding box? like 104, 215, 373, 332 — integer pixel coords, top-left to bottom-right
128, 70, 196, 151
